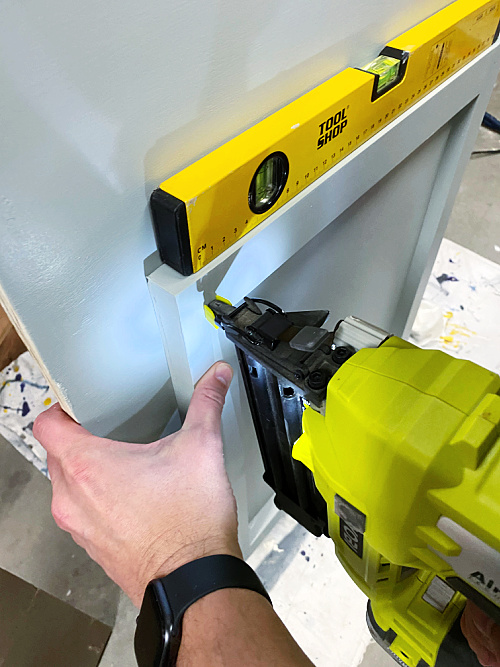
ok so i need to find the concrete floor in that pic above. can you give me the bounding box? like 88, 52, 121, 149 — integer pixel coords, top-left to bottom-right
445, 73, 500, 266
0, 435, 120, 628
0, 75, 499, 666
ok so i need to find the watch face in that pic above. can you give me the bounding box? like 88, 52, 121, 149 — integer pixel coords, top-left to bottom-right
135, 581, 174, 667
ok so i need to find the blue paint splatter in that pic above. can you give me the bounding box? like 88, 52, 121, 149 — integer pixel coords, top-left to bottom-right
0, 378, 49, 398
1, 405, 24, 414
21, 400, 30, 417
470, 284, 477, 292
437, 274, 458, 285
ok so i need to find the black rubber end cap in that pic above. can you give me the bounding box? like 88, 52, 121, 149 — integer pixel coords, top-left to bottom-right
150, 189, 193, 276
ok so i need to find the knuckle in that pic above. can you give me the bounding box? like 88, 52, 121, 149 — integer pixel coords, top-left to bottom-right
199, 387, 224, 410
51, 498, 72, 532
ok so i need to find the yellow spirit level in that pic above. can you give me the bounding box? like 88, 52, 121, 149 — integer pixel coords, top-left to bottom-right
151, 0, 500, 276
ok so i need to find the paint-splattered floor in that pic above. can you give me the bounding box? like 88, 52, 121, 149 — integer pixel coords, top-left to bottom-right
0, 352, 55, 475
410, 238, 500, 373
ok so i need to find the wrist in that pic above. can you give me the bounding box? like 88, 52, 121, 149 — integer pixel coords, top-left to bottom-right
178, 588, 273, 666
139, 535, 242, 602
135, 555, 274, 667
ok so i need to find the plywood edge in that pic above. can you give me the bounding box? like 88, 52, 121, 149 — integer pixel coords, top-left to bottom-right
0, 284, 77, 422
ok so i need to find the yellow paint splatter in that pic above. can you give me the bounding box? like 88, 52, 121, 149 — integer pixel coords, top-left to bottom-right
13, 366, 19, 372
440, 336, 454, 344
450, 328, 471, 338
455, 325, 476, 336
3, 409, 7, 413
44, 398, 52, 406
444, 312, 453, 319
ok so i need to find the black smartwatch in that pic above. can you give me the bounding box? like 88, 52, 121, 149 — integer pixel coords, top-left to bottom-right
134, 554, 271, 667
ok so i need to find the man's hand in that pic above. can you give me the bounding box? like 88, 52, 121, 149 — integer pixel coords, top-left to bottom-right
461, 602, 500, 667
33, 362, 240, 607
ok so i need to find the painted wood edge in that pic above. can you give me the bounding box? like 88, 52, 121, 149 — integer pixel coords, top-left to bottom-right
0, 283, 77, 421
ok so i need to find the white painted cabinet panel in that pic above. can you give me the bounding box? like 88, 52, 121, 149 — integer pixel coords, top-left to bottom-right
1, 0, 453, 439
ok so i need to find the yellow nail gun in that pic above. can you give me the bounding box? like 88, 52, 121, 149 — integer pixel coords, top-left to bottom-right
206, 296, 500, 667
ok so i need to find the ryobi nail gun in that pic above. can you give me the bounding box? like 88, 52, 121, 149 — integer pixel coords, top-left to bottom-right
206, 296, 500, 667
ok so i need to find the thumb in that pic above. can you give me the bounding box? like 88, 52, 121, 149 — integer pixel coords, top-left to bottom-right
183, 362, 233, 434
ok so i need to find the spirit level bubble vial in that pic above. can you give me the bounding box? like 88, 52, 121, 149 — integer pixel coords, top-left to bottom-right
150, 0, 500, 276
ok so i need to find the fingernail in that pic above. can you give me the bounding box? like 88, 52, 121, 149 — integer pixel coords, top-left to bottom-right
215, 362, 233, 387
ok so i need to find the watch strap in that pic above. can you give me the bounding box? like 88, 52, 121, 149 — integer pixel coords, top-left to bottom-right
159, 554, 271, 623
